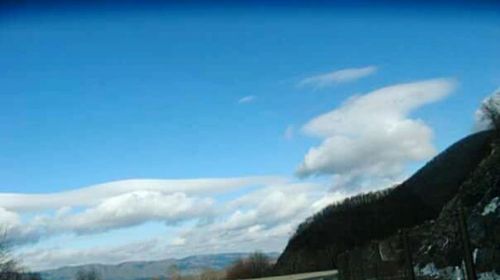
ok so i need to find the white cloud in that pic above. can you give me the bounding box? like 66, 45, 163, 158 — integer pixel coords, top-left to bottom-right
0, 177, 285, 245
10, 179, 339, 271
0, 207, 51, 245
297, 78, 456, 192
0, 177, 283, 212
298, 66, 377, 89
57, 191, 214, 234
159, 182, 328, 263
238, 95, 256, 104
0, 207, 20, 229
170, 237, 186, 246
223, 182, 321, 230
474, 88, 500, 131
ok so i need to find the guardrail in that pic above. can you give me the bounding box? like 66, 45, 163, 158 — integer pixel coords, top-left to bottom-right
244, 270, 338, 280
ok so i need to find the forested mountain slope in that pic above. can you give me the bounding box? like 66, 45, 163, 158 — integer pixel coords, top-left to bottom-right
274, 131, 495, 274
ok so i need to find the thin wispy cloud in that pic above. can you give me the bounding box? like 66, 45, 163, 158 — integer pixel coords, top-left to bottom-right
298, 66, 377, 89
238, 95, 256, 104
284, 125, 294, 140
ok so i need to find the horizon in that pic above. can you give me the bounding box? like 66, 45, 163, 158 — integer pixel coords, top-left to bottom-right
40, 252, 280, 270
0, 1, 499, 272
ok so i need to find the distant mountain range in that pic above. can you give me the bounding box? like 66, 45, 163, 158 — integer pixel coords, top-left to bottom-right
40, 253, 279, 280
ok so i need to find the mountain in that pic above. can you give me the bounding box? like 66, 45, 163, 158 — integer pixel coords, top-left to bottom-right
40, 253, 278, 280
274, 130, 498, 276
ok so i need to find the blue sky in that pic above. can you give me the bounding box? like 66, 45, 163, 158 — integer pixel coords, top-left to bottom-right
0, 2, 499, 270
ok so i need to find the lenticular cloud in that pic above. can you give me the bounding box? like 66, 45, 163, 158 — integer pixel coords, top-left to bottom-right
297, 78, 456, 192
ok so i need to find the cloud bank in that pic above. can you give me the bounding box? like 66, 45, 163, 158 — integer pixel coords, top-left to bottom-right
0, 177, 283, 212
0, 177, 285, 244
2, 177, 338, 270
297, 78, 456, 192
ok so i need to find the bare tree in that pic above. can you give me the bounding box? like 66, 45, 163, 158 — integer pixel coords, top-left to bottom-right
167, 264, 182, 280
246, 252, 271, 278
0, 231, 41, 280
225, 252, 272, 280
0, 234, 20, 280
225, 259, 247, 280
198, 268, 224, 280
479, 92, 500, 132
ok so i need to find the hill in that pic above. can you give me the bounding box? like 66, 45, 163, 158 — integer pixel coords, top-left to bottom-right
40, 253, 278, 280
274, 131, 496, 275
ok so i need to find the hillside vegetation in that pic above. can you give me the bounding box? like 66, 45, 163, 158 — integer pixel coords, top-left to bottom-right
274, 131, 494, 274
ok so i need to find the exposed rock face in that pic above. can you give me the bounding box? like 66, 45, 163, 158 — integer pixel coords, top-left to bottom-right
378, 239, 401, 262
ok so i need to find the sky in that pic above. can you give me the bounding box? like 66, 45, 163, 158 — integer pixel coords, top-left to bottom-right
0, 1, 499, 271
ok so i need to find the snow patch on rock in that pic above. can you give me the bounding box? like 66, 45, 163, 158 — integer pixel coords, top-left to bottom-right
478, 271, 500, 280
419, 263, 439, 277
482, 197, 499, 216
416, 263, 464, 279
